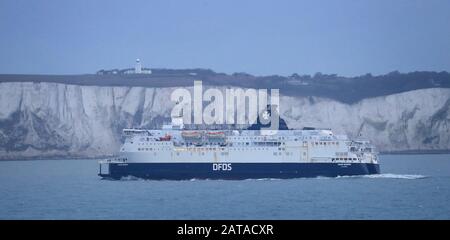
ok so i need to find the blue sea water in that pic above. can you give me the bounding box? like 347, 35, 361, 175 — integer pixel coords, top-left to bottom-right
0, 154, 449, 219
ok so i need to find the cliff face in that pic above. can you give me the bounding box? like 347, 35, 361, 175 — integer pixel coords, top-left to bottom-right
0, 82, 449, 159
282, 89, 450, 152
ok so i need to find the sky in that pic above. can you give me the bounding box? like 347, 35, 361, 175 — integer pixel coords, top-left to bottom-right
0, 0, 449, 77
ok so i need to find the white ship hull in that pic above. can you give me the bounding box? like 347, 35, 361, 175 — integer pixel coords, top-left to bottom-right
99, 129, 380, 180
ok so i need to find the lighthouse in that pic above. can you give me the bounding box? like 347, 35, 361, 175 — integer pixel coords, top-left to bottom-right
96, 59, 151, 75
135, 58, 142, 74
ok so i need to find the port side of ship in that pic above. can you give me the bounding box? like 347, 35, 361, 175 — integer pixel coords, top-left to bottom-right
98, 126, 380, 180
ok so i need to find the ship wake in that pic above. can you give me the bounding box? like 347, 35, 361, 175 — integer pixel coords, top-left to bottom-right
337, 173, 427, 180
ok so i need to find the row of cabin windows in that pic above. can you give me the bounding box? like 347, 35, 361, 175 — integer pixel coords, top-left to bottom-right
136, 144, 291, 151
172, 151, 292, 156
136, 137, 330, 143
174, 148, 285, 151
230, 142, 283, 146
137, 141, 298, 146
138, 148, 164, 151
332, 158, 357, 161
140, 148, 290, 152
139, 147, 286, 152
253, 142, 283, 146
138, 142, 169, 146
137, 148, 175, 151
171, 147, 232, 151
230, 137, 288, 140
231, 148, 283, 151
177, 142, 227, 146
313, 142, 339, 146
175, 152, 229, 156
229, 136, 330, 141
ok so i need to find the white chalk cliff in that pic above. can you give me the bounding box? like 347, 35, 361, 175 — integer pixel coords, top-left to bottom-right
0, 82, 449, 159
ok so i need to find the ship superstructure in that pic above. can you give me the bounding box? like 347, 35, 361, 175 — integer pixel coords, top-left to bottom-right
99, 117, 380, 180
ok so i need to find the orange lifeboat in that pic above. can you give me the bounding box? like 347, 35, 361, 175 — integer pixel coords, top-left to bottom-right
182, 131, 202, 139
159, 134, 172, 141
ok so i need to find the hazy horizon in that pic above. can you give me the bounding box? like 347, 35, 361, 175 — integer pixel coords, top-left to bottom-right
0, 68, 449, 78
1, 0, 449, 77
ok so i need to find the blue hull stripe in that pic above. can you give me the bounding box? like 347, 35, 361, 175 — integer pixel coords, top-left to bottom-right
100, 163, 381, 180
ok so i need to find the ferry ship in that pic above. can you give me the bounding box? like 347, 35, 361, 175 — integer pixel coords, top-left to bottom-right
98, 111, 380, 180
